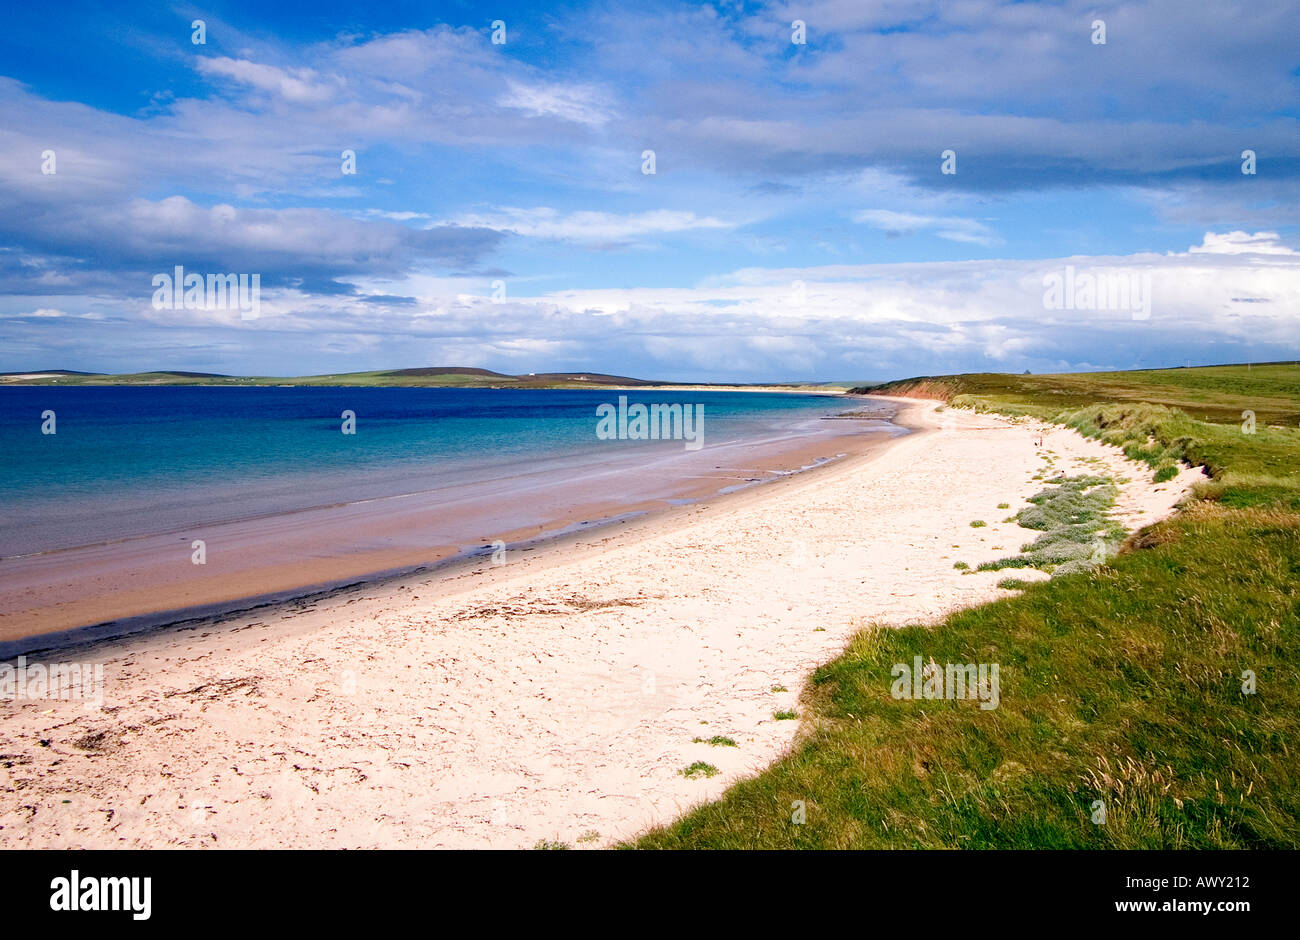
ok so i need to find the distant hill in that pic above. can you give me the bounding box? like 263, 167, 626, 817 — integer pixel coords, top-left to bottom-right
0, 369, 101, 377
0, 367, 671, 389
0, 366, 852, 390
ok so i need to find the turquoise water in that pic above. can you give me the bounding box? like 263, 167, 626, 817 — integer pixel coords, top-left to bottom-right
0, 387, 860, 556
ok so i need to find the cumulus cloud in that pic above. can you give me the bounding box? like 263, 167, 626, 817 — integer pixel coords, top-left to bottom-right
0, 184, 507, 301
1189, 231, 1297, 256
6, 230, 1292, 381
2, 3, 1298, 378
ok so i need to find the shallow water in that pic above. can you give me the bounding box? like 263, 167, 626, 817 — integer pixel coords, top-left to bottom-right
0, 386, 884, 557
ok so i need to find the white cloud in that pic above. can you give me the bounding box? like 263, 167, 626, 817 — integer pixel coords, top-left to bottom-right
448, 207, 733, 244
361, 209, 433, 222
495, 80, 611, 126
0, 308, 70, 319
11, 232, 1296, 379
853, 209, 1001, 246
196, 58, 336, 103
1189, 231, 1296, 256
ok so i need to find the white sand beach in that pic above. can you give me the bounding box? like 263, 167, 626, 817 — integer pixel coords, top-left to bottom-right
0, 398, 1203, 848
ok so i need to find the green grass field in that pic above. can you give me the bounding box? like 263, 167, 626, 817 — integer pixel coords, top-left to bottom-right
632, 362, 1300, 849
848, 361, 1300, 426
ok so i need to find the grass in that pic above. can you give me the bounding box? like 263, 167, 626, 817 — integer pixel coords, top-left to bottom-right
680, 762, 720, 779
693, 736, 738, 747
849, 362, 1300, 426
969, 520, 986, 528
633, 363, 1300, 849
773, 710, 798, 721
953, 561, 970, 570
976, 475, 1126, 576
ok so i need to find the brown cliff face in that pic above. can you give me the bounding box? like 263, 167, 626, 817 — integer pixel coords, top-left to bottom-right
848, 377, 961, 401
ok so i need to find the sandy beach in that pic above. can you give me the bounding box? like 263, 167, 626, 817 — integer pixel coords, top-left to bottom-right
0, 398, 1203, 848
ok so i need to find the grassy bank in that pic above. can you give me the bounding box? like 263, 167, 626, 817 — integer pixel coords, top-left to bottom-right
633, 364, 1300, 849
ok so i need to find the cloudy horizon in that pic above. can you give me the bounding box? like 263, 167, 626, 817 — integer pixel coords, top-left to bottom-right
1, 0, 1297, 382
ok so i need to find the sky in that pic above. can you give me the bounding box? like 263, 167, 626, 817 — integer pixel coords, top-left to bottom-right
0, 0, 1297, 382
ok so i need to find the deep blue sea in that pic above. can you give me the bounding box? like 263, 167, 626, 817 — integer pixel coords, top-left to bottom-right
0, 387, 863, 556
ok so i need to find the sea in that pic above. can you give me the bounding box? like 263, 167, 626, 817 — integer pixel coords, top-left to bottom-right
0, 386, 893, 559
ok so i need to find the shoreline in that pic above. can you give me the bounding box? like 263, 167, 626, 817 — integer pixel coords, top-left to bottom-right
0, 398, 1204, 849
0, 402, 904, 654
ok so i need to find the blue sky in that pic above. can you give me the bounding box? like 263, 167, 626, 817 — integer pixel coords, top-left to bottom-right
1, 0, 1297, 381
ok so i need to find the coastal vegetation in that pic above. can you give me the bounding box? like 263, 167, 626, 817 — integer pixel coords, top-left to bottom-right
633, 363, 1300, 849
693, 736, 739, 747
977, 475, 1124, 576
680, 762, 720, 779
